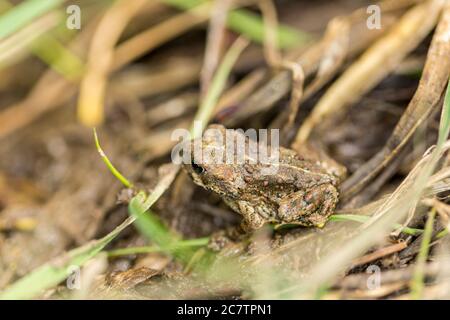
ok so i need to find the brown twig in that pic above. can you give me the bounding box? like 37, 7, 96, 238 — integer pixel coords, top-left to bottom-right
224, 2, 401, 127
342, 1, 450, 200
350, 241, 408, 268
200, 0, 233, 98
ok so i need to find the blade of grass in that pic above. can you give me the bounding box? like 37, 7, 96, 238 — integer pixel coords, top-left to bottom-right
437, 80, 450, 147
436, 229, 448, 239
129, 196, 205, 263
0, 0, 64, 40
161, 0, 310, 48
133, 37, 249, 262
107, 238, 209, 257
30, 32, 85, 80
410, 208, 436, 299
329, 214, 424, 236
409, 80, 450, 299
276, 54, 450, 299
277, 213, 424, 235
0, 215, 132, 300
93, 128, 133, 188
0, 0, 84, 79
0, 33, 248, 300
0, 10, 61, 67
191, 36, 249, 137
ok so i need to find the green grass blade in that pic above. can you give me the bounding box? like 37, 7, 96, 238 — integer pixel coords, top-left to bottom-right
227, 9, 307, 49
329, 214, 424, 236
93, 128, 133, 188
129, 195, 204, 263
129, 36, 248, 263
191, 36, 249, 137
162, 0, 204, 9
410, 208, 436, 299
0, 19, 247, 299
438, 80, 450, 147
161, 0, 310, 49
408, 80, 450, 299
31, 33, 85, 80
0, 0, 64, 40
129, 193, 180, 247
0, 216, 132, 300
107, 238, 209, 257
0, 0, 84, 79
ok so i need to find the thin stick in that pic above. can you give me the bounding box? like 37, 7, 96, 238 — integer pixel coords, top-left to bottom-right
259, 0, 304, 130
350, 241, 408, 268
200, 0, 232, 98
295, 0, 444, 145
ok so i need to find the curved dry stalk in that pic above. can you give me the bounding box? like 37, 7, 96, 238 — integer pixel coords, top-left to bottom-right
260, 134, 450, 298
77, 0, 148, 126
294, 0, 445, 145
0, 11, 61, 67
298, 17, 350, 106
259, 0, 305, 130
112, 2, 212, 71
215, 68, 266, 115
0, 36, 248, 299
0, 10, 102, 140
350, 241, 408, 268
201, 0, 233, 98
423, 198, 450, 231
342, 2, 450, 199
224, 0, 402, 127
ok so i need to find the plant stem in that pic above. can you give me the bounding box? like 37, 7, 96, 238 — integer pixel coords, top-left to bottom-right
410, 208, 436, 299
107, 238, 210, 257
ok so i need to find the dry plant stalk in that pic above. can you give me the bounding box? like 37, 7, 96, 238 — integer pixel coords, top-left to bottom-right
111, 59, 202, 99
112, 2, 213, 70
77, 0, 148, 126
0, 2, 213, 137
224, 0, 401, 127
113, 0, 254, 71
201, 0, 233, 97
350, 241, 408, 268
294, 0, 445, 145
215, 68, 266, 114
0, 17, 101, 140
259, 0, 305, 130
338, 260, 450, 289
0, 11, 61, 67
301, 17, 350, 104
342, 1, 450, 199
291, 143, 450, 298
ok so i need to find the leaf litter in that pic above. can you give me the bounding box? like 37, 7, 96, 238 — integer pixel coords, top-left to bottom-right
0, 0, 449, 300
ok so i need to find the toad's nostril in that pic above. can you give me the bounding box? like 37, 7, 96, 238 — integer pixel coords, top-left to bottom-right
192, 162, 205, 174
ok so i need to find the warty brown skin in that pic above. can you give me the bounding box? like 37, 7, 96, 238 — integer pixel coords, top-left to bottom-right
183, 124, 340, 232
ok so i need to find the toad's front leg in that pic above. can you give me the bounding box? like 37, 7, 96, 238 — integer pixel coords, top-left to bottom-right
208, 200, 266, 251
277, 184, 339, 227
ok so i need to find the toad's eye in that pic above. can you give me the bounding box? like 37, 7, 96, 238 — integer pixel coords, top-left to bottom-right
192, 163, 205, 174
